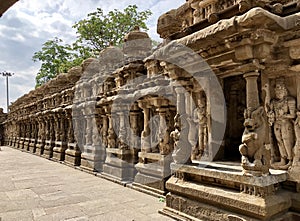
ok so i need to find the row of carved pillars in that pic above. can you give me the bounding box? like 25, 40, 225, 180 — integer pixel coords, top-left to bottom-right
5, 109, 75, 151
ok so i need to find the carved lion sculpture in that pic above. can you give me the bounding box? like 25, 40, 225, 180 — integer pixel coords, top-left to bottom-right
239, 106, 270, 176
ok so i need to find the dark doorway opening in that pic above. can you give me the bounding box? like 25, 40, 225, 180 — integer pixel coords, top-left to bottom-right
223, 75, 246, 161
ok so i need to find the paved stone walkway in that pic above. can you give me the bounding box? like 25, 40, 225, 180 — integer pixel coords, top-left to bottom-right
0, 146, 173, 221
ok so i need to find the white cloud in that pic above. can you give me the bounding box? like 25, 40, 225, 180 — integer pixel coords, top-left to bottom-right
0, 0, 183, 112
11, 33, 26, 42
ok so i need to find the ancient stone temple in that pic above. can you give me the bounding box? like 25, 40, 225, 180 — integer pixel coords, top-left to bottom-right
2, 0, 300, 220
0, 108, 7, 146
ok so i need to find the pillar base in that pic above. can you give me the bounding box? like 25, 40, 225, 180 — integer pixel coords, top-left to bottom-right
29, 139, 36, 153
17, 137, 23, 149
65, 143, 81, 166
35, 139, 45, 155
80, 145, 106, 172
23, 138, 30, 151
161, 191, 299, 221
8, 137, 13, 147
102, 148, 137, 183
133, 152, 172, 196
43, 140, 54, 159
12, 137, 17, 148
53, 141, 67, 161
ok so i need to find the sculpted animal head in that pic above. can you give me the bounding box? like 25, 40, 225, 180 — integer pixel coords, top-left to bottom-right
243, 106, 265, 131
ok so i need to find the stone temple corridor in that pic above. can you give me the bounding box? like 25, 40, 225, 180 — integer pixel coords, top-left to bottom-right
2, 0, 300, 220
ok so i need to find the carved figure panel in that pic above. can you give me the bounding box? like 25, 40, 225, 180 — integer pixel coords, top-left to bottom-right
267, 78, 296, 169
190, 91, 208, 160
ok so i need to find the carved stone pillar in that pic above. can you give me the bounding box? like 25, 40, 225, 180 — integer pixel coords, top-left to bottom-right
65, 108, 81, 166
80, 101, 105, 172
157, 107, 171, 156
171, 86, 192, 164
14, 122, 20, 148
134, 97, 173, 195
102, 102, 138, 184
36, 115, 45, 155
43, 113, 55, 159
54, 113, 60, 142
243, 72, 260, 109
18, 121, 25, 149
107, 113, 117, 149
60, 113, 66, 142
138, 100, 151, 152
101, 114, 108, 148
117, 107, 128, 150
29, 118, 37, 153
84, 106, 93, 146
24, 120, 31, 151
129, 108, 141, 151
240, 71, 270, 176
53, 109, 68, 161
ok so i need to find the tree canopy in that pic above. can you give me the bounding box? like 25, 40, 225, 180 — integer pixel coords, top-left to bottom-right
33, 5, 152, 87
33, 38, 72, 87
73, 5, 152, 53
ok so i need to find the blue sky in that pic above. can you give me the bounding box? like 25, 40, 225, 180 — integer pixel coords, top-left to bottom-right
0, 0, 183, 112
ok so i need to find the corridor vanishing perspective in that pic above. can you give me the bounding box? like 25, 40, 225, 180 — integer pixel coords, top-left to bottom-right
1, 0, 300, 220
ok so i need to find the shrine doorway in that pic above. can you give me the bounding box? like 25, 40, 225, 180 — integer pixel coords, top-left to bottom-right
223, 75, 246, 161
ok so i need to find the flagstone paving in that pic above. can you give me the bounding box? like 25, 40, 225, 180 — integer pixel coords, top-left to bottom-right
0, 146, 173, 221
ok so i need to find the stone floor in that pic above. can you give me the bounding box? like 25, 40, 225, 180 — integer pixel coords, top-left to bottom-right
0, 146, 173, 221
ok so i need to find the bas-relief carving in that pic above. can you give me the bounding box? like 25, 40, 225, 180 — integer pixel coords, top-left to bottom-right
267, 78, 296, 169
190, 93, 208, 160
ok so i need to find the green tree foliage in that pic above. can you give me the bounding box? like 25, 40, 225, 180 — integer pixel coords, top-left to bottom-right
33, 5, 152, 87
73, 5, 152, 53
33, 38, 70, 87
33, 38, 90, 87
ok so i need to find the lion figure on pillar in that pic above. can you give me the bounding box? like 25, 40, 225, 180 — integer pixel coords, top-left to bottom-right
239, 106, 270, 176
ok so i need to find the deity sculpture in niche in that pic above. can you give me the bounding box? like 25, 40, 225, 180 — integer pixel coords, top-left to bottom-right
267, 78, 296, 168
191, 94, 208, 160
